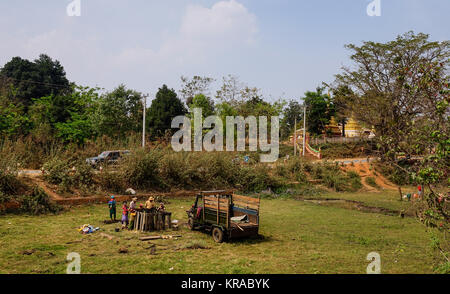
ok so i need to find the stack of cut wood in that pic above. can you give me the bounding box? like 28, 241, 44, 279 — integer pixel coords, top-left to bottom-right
134, 211, 172, 232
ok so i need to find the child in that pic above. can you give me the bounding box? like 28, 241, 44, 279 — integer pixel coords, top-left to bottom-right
108, 195, 116, 221
121, 201, 129, 229
128, 197, 137, 230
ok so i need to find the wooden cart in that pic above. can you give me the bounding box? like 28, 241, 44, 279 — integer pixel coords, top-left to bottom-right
186, 190, 260, 243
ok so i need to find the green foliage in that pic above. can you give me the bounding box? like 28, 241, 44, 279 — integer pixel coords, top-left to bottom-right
0, 154, 21, 195
375, 162, 412, 186
43, 158, 71, 186
180, 76, 215, 105
93, 84, 143, 138
365, 177, 379, 189
313, 141, 375, 159
276, 157, 309, 184
121, 149, 163, 190
0, 54, 70, 108
239, 165, 286, 193
73, 161, 94, 190
147, 85, 186, 138
97, 169, 125, 193
281, 100, 303, 139
189, 94, 214, 117
303, 87, 334, 135
312, 163, 362, 192
20, 187, 61, 215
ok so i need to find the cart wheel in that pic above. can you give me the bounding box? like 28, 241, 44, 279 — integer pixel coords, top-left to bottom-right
212, 227, 224, 243
187, 217, 194, 230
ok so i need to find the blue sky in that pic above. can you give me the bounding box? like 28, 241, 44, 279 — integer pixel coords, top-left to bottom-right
0, 0, 448, 102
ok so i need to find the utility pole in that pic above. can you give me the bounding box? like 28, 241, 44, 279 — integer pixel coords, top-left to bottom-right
294, 118, 297, 156
142, 94, 148, 148
303, 105, 306, 157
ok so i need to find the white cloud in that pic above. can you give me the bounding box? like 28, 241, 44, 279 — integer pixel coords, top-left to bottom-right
180, 0, 258, 44
114, 0, 259, 68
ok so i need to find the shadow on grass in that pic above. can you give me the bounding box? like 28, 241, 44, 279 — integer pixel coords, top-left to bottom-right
227, 234, 273, 245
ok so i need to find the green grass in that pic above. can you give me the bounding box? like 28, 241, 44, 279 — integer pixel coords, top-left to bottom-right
0, 193, 441, 274
300, 190, 414, 212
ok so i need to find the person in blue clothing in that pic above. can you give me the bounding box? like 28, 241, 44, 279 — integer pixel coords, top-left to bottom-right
108, 195, 117, 221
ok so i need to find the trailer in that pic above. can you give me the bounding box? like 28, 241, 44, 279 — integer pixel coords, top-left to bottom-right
186, 190, 260, 243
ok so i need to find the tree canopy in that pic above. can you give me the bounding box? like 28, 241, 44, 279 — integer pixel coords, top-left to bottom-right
147, 85, 187, 138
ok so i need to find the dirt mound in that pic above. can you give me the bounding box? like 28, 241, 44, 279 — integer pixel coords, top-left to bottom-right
342, 162, 397, 191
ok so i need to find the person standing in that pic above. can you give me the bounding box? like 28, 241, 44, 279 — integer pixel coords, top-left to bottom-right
145, 197, 156, 213
128, 197, 137, 230
418, 185, 424, 199
121, 201, 129, 229
108, 195, 117, 221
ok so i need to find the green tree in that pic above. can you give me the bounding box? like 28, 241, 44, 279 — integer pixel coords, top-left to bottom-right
333, 31, 449, 160
189, 94, 214, 118
303, 87, 334, 136
0, 54, 70, 108
147, 85, 186, 138
180, 76, 214, 105
281, 100, 303, 139
93, 84, 144, 138
54, 86, 100, 145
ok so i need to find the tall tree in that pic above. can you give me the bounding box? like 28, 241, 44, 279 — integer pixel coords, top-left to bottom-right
93, 84, 144, 138
333, 31, 449, 160
0, 54, 70, 108
180, 75, 214, 105
303, 87, 334, 136
147, 85, 186, 138
281, 100, 303, 139
188, 94, 214, 118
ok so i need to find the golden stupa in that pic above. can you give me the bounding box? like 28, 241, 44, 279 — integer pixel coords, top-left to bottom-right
345, 117, 363, 137
324, 117, 342, 137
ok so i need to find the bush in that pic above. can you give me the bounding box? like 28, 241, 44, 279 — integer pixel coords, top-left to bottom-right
276, 158, 309, 184
20, 187, 61, 215
365, 177, 379, 188
239, 165, 286, 193
97, 170, 126, 193
0, 155, 21, 195
347, 171, 363, 191
312, 163, 362, 192
121, 149, 162, 190
73, 161, 94, 190
375, 162, 412, 185
43, 158, 71, 186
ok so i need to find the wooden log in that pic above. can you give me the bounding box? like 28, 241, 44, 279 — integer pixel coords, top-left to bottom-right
166, 212, 172, 229
139, 235, 182, 241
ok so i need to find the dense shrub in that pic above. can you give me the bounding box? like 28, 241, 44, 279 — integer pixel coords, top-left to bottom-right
20, 187, 61, 215
365, 177, 379, 188
121, 149, 163, 190
311, 141, 375, 159
239, 165, 286, 193
375, 162, 412, 185
312, 163, 362, 192
97, 170, 125, 193
275, 157, 309, 184
43, 158, 71, 185
73, 160, 94, 190
0, 154, 21, 195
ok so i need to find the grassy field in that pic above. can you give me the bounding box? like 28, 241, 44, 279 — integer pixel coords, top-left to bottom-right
0, 192, 442, 274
